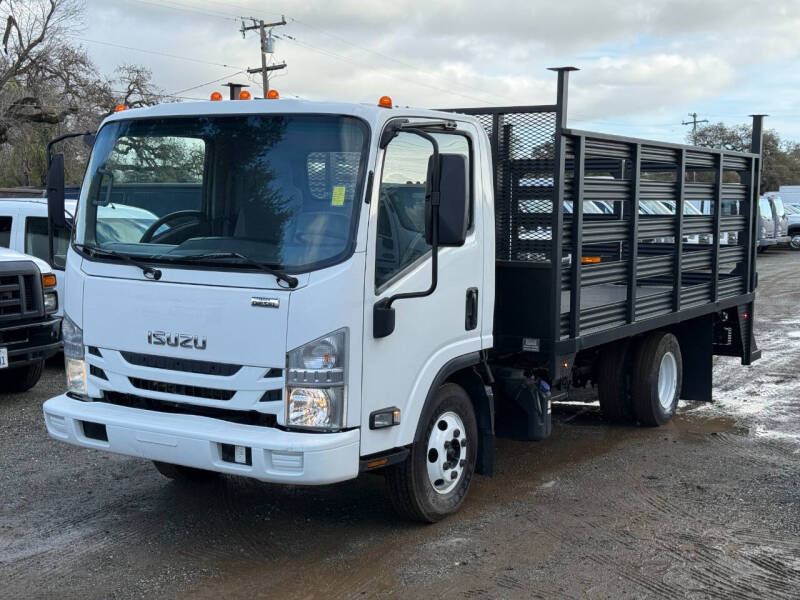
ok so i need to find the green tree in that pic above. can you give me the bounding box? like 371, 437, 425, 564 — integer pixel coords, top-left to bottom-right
691, 122, 800, 194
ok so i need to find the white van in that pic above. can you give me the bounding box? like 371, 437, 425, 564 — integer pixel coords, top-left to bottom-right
0, 197, 159, 316
0, 198, 68, 316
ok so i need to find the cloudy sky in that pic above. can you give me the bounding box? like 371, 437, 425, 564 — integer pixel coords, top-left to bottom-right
78, 0, 800, 143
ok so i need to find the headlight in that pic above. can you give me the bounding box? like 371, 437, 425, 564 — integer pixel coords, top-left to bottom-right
62, 315, 87, 396
286, 328, 347, 430
44, 291, 58, 313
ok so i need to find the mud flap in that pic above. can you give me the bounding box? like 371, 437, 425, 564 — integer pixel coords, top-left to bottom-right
494, 368, 553, 441
676, 315, 714, 402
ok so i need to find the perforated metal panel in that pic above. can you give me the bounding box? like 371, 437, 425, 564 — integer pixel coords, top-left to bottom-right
444, 108, 558, 262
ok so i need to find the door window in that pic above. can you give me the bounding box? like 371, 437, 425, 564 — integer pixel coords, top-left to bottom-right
25, 217, 71, 268
0, 216, 10, 247
375, 130, 470, 290
759, 198, 773, 219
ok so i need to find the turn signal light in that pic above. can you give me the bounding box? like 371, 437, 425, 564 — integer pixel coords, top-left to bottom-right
581, 256, 602, 264
114, 104, 127, 112
210, 91, 223, 101
266, 89, 279, 99
42, 273, 57, 288
378, 95, 393, 108
239, 90, 252, 100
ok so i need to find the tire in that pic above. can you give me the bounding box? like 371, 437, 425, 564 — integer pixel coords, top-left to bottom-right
0, 361, 44, 394
596, 341, 634, 423
385, 383, 478, 523
631, 332, 682, 427
152, 461, 219, 482
789, 233, 800, 251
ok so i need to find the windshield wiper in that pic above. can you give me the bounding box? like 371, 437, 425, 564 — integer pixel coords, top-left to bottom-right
157, 252, 298, 288
73, 244, 162, 280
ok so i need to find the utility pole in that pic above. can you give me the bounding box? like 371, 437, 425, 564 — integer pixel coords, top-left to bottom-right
241, 16, 287, 97
682, 112, 709, 191
682, 112, 709, 145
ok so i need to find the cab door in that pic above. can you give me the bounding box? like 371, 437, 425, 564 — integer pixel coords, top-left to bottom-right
360, 121, 487, 456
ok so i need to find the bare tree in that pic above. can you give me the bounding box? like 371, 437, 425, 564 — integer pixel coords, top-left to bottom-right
0, 0, 165, 186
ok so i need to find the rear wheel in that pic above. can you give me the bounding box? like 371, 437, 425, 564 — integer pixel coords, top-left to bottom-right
0, 361, 44, 394
152, 461, 219, 482
789, 232, 800, 251
385, 383, 477, 522
596, 342, 634, 423
631, 332, 682, 426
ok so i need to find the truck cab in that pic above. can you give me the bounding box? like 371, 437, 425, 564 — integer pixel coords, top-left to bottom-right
42, 97, 491, 520
0, 247, 61, 392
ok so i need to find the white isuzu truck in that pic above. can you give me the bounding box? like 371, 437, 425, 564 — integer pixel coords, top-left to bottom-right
42, 69, 764, 521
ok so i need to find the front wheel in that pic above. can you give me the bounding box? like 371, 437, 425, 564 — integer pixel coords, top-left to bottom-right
385, 383, 478, 522
0, 361, 44, 394
789, 233, 800, 251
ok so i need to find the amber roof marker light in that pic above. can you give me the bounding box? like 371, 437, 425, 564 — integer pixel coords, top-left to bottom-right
210, 91, 223, 101
267, 89, 280, 99
114, 104, 127, 112
238, 90, 252, 100
378, 95, 393, 108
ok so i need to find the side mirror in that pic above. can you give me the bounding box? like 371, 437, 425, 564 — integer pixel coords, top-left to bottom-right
425, 153, 469, 246
47, 153, 66, 229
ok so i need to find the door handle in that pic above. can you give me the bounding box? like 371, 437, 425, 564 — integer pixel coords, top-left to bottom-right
465, 287, 478, 331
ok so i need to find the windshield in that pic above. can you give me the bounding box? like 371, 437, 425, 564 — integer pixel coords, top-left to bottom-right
75, 114, 369, 272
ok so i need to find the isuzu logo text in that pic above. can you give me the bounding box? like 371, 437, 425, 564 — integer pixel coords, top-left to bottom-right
147, 331, 207, 350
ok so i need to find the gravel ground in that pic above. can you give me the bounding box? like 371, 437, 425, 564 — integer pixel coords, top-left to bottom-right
1, 249, 798, 599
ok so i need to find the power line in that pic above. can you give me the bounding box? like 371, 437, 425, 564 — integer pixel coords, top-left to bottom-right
280, 35, 499, 105
71, 36, 247, 70
127, 0, 239, 21
119, 0, 509, 105
167, 70, 246, 97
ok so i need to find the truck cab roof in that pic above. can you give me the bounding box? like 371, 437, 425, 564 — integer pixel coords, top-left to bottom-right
103, 98, 481, 132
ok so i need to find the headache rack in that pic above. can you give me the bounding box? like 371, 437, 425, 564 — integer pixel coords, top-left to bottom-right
445, 68, 763, 366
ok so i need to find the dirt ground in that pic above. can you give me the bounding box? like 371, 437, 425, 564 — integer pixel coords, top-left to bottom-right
1, 250, 798, 600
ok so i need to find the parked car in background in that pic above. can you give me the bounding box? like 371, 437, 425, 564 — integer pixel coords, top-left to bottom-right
0, 198, 70, 317
785, 202, 800, 251
0, 247, 61, 392
0, 197, 159, 316
778, 185, 800, 207
758, 194, 790, 251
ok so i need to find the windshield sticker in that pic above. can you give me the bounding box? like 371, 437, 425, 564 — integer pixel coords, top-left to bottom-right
331, 186, 346, 206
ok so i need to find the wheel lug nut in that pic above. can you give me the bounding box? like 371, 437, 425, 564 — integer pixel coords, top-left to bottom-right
450, 471, 458, 480
460, 459, 466, 467
453, 429, 460, 438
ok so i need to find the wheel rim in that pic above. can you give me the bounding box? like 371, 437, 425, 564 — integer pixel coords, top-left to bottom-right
426, 411, 468, 495
790, 235, 800, 250
657, 351, 678, 411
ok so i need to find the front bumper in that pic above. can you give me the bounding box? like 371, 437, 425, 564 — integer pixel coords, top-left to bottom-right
43, 394, 360, 485
0, 317, 61, 368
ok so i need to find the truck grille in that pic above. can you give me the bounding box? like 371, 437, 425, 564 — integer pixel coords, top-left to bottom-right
102, 391, 277, 427
128, 377, 235, 400
0, 263, 43, 321
120, 351, 242, 376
